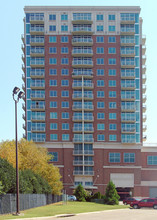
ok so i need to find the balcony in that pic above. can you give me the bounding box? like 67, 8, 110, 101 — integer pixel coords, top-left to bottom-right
72, 115, 94, 122
143, 105, 146, 113
142, 45, 146, 55
121, 50, 135, 58
121, 70, 135, 79
121, 138, 136, 144
22, 64, 25, 72
30, 26, 44, 35
72, 60, 93, 68
121, 104, 136, 112
121, 62, 135, 69
72, 104, 94, 111
30, 15, 44, 24
30, 59, 45, 68
31, 93, 45, 100
21, 44, 25, 53
31, 115, 45, 122
142, 85, 146, 94
73, 170, 94, 176
31, 127, 45, 133
143, 115, 147, 123
121, 117, 136, 123
72, 93, 93, 100
31, 104, 45, 111
22, 74, 25, 82
22, 84, 25, 92
142, 35, 146, 45
23, 124, 26, 130
22, 113, 26, 121
121, 82, 136, 90
143, 95, 147, 103
142, 55, 146, 65
73, 150, 94, 155
72, 70, 93, 79
121, 127, 136, 134
73, 127, 94, 133
72, 38, 93, 46
30, 82, 45, 90
72, 27, 94, 35
72, 20, 93, 25
22, 103, 26, 111
142, 75, 147, 84
73, 137, 94, 143
120, 16, 135, 24
32, 137, 45, 143
143, 125, 147, 132
121, 94, 135, 101
72, 49, 93, 57
120, 28, 135, 35
73, 160, 94, 166
30, 38, 44, 46
120, 39, 135, 47
30, 69, 45, 79
142, 65, 146, 75
21, 34, 25, 44
72, 82, 94, 89
30, 48, 45, 57
143, 135, 147, 142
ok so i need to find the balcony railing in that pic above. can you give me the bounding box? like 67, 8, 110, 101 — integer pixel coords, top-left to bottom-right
30, 82, 45, 88
30, 60, 45, 65
121, 94, 135, 100
73, 150, 94, 155
72, 104, 94, 111
30, 26, 44, 32
73, 27, 92, 32
31, 93, 45, 99
30, 38, 44, 44
72, 93, 93, 99
73, 127, 94, 132
32, 127, 45, 132
72, 82, 94, 88
31, 115, 45, 121
121, 127, 136, 133
72, 49, 93, 55
121, 82, 136, 89
30, 69, 45, 77
30, 15, 44, 21
72, 115, 94, 121
31, 104, 45, 110
73, 160, 94, 166
73, 137, 94, 142
72, 38, 93, 43
121, 70, 135, 78
30, 48, 44, 55
121, 138, 136, 143
121, 117, 136, 122
121, 104, 136, 111
32, 137, 45, 142
72, 60, 93, 65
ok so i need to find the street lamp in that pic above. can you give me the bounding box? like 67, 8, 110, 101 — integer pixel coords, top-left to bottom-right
12, 86, 24, 215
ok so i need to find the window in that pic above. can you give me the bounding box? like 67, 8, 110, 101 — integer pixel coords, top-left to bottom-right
109, 153, 120, 163
109, 135, 117, 141
62, 101, 69, 108
97, 80, 104, 87
108, 58, 116, 65
49, 152, 58, 162
124, 153, 135, 163
49, 90, 57, 97
61, 36, 68, 42
49, 25, 56, 31
62, 112, 69, 119
108, 36, 116, 43
62, 123, 69, 130
50, 101, 57, 108
61, 47, 68, 54
50, 123, 58, 130
97, 58, 104, 65
61, 69, 69, 75
109, 102, 117, 109
61, 14, 68, 20
50, 134, 58, 141
61, 80, 69, 86
108, 47, 116, 54
49, 14, 56, 20
109, 113, 117, 119
61, 90, 69, 97
108, 14, 115, 21
97, 69, 104, 76
61, 25, 68, 31
97, 134, 105, 141
96, 36, 104, 43
147, 156, 157, 165
97, 14, 103, 20
97, 47, 104, 54
108, 69, 116, 76
109, 91, 116, 98
49, 69, 57, 75
97, 113, 105, 119
97, 124, 105, 130
97, 91, 104, 98
62, 134, 69, 141
49, 47, 57, 54
49, 36, 57, 43
49, 79, 57, 86
109, 124, 117, 130
109, 80, 116, 87
50, 112, 57, 119
61, 58, 69, 64
49, 58, 57, 64
97, 102, 105, 109
108, 25, 115, 32
97, 25, 103, 31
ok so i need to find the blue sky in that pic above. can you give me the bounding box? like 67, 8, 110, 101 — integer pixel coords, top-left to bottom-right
0, 0, 156, 143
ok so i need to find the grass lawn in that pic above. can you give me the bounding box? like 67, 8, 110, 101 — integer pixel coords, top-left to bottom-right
0, 201, 128, 219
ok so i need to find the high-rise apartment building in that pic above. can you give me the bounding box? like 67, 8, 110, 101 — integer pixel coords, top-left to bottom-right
22, 6, 156, 198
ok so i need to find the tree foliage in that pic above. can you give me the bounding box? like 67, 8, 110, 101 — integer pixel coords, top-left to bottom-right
0, 139, 63, 194
73, 184, 87, 202
104, 181, 120, 205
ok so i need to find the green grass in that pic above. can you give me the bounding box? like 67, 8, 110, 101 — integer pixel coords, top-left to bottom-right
0, 201, 128, 219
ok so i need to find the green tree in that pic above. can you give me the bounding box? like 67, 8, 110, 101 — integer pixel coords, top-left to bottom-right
0, 181, 4, 194
104, 181, 120, 205
73, 184, 87, 202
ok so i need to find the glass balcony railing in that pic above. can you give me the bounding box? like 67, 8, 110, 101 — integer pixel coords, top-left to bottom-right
30, 82, 45, 88
31, 115, 45, 121
73, 127, 94, 132
72, 115, 94, 121
30, 38, 44, 44
30, 69, 45, 77
121, 60, 135, 66
121, 94, 135, 100
72, 49, 93, 54
121, 82, 135, 89
121, 127, 136, 133
32, 127, 45, 132
72, 38, 93, 43
30, 26, 44, 32
31, 93, 45, 99
73, 27, 92, 32
121, 116, 136, 122
120, 37, 135, 44
72, 82, 94, 88
72, 93, 93, 99
121, 138, 136, 143
121, 27, 135, 33
73, 171, 94, 176
31, 104, 45, 110
121, 70, 135, 78
73, 104, 94, 110
32, 137, 45, 142
30, 59, 45, 65
121, 104, 136, 111
72, 60, 93, 65
30, 15, 44, 21
30, 48, 44, 54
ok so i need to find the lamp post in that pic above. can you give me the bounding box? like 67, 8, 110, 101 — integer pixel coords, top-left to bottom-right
12, 87, 24, 215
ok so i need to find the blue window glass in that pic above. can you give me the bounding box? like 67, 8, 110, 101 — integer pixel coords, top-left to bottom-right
97, 102, 105, 109
109, 153, 120, 163
109, 113, 117, 119
109, 80, 116, 87
147, 156, 157, 165
97, 58, 104, 65
62, 112, 69, 119
49, 152, 58, 162
49, 25, 56, 31
97, 91, 104, 98
124, 153, 135, 163
108, 14, 115, 21
61, 80, 69, 86
61, 58, 69, 64
97, 80, 104, 87
97, 47, 104, 54
49, 80, 57, 86
50, 112, 57, 119
97, 14, 103, 20
49, 58, 57, 64
135, 24, 139, 34
97, 113, 105, 119
61, 36, 68, 42
50, 101, 57, 108
108, 25, 115, 32
50, 123, 58, 130
50, 134, 58, 141
97, 25, 103, 31
49, 90, 57, 97
49, 14, 56, 20
62, 123, 69, 130
61, 47, 68, 54
26, 13, 30, 22
62, 134, 69, 141
109, 124, 117, 130
61, 69, 69, 75
108, 69, 116, 76
26, 24, 30, 33
96, 36, 104, 43
49, 47, 57, 54
61, 91, 69, 97
108, 47, 116, 54
49, 69, 57, 75
108, 36, 116, 43
61, 25, 68, 31
109, 102, 117, 109
49, 36, 57, 43
62, 101, 69, 108
97, 134, 105, 141
97, 124, 105, 130
97, 69, 104, 75
26, 35, 30, 44
61, 14, 68, 20
109, 135, 117, 141
108, 58, 116, 65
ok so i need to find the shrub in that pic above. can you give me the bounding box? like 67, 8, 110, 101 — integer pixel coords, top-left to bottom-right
104, 181, 120, 205
73, 184, 87, 202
